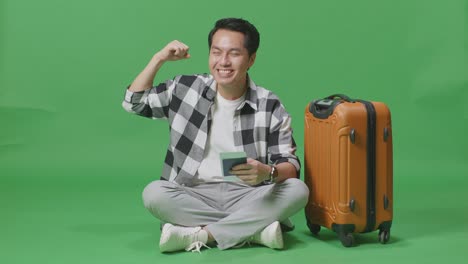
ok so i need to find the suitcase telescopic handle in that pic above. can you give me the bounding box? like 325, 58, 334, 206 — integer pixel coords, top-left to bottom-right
326, 94, 355, 103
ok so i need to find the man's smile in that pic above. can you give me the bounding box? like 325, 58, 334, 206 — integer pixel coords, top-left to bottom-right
217, 69, 234, 77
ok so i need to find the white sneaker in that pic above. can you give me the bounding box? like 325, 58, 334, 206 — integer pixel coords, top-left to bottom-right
251, 221, 284, 249
159, 224, 210, 253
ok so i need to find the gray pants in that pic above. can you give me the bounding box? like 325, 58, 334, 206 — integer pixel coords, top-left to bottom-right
142, 178, 309, 250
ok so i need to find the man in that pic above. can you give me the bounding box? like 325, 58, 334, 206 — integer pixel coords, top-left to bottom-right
122, 18, 309, 253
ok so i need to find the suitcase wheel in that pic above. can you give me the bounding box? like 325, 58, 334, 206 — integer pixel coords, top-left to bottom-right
378, 229, 390, 244
338, 232, 355, 247
307, 222, 321, 235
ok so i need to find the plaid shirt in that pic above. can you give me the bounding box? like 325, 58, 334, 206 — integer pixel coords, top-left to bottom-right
122, 74, 300, 186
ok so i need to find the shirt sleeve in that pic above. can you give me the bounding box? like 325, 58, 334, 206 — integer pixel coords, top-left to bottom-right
121, 77, 178, 119
267, 100, 301, 177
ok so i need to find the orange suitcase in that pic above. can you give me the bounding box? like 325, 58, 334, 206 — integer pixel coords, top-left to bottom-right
304, 94, 393, 247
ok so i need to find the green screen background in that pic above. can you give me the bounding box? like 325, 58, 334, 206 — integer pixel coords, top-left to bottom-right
1, 0, 467, 263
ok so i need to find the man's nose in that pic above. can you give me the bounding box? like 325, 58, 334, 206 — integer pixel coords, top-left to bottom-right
220, 54, 231, 65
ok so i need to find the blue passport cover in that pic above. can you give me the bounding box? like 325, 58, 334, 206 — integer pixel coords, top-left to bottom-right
220, 152, 247, 176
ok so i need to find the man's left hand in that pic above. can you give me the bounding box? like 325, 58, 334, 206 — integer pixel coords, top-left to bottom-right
230, 158, 271, 186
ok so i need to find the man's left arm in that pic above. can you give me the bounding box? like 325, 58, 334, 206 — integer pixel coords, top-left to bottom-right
265, 97, 301, 181
231, 98, 300, 185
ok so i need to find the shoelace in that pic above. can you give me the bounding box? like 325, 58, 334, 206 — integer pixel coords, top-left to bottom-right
185, 241, 211, 253
233, 236, 254, 249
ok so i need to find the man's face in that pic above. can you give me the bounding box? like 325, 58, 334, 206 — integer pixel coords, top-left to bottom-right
209, 29, 256, 91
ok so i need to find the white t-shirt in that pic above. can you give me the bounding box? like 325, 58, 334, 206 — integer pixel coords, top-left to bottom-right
195, 91, 245, 183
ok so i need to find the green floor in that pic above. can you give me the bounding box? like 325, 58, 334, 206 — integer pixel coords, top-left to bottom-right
2, 159, 467, 264
2, 0, 468, 263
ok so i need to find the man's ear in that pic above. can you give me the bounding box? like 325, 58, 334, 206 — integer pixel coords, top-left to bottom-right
248, 53, 257, 68
247, 53, 256, 71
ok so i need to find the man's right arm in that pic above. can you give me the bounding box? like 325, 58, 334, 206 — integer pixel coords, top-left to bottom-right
122, 41, 190, 118
128, 40, 190, 92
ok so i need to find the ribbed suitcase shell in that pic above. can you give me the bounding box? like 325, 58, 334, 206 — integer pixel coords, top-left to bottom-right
304, 99, 393, 246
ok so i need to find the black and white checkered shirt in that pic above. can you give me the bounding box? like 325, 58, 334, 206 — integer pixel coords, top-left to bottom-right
122, 74, 300, 186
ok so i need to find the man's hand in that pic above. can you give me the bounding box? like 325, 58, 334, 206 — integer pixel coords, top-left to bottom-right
128, 40, 190, 93
230, 158, 271, 186
154, 40, 191, 62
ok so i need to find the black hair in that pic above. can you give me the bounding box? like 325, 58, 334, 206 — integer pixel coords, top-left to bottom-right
208, 18, 260, 56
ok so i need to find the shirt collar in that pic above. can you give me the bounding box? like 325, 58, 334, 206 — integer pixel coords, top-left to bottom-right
242, 75, 258, 111
205, 74, 258, 111
204, 76, 217, 101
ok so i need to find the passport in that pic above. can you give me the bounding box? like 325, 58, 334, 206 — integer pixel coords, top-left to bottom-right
220, 152, 247, 176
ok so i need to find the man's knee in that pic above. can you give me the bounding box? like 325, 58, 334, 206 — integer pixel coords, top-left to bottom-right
280, 178, 310, 207
142, 180, 173, 211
